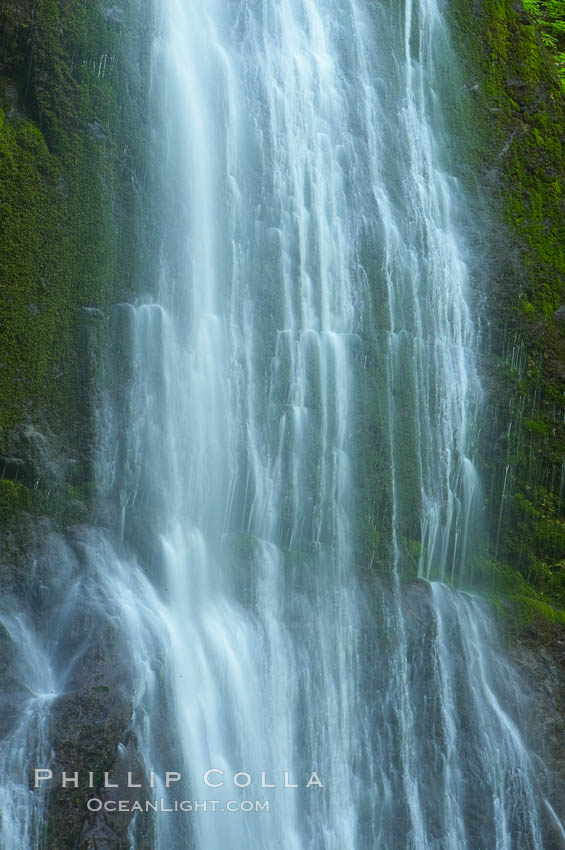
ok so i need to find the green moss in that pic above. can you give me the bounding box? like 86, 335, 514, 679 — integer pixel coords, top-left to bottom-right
522, 0, 565, 87
469, 556, 565, 641
523, 417, 548, 434
0, 0, 152, 533
449, 0, 565, 639
0, 478, 36, 516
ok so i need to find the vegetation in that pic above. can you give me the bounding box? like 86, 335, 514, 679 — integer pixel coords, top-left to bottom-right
0, 4, 158, 844
450, 0, 565, 639
0, 0, 151, 524
0, 0, 563, 645
523, 0, 565, 86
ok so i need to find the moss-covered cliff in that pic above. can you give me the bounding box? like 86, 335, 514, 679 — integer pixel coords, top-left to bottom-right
2, 2, 562, 631
0, 0, 151, 527
0, 0, 564, 844
0, 2, 155, 846
448, 0, 565, 639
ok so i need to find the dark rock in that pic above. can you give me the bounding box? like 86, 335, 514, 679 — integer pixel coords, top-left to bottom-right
77, 739, 149, 850
509, 633, 565, 839
0, 620, 30, 739
46, 622, 140, 849
0, 455, 27, 481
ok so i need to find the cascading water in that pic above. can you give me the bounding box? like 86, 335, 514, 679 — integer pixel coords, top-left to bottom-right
1, 0, 563, 848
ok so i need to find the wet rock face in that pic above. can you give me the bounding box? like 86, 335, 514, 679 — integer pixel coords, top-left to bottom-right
0, 523, 151, 850
361, 576, 565, 848
46, 626, 136, 849
75, 739, 149, 850
0, 621, 32, 740
37, 530, 155, 849
509, 634, 565, 835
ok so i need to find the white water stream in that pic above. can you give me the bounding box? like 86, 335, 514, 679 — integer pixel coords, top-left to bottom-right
0, 1, 562, 848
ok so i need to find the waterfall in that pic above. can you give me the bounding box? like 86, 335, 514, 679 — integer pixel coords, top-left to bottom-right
0, 0, 562, 848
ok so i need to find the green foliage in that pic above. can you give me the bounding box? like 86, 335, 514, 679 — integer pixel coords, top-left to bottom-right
0, 0, 152, 530
449, 0, 565, 639
523, 0, 565, 87
471, 557, 565, 641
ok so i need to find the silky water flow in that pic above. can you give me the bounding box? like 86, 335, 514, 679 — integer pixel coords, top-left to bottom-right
0, 1, 562, 848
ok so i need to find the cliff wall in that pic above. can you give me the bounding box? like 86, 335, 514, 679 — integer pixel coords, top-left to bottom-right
0, 0, 564, 845
0, 2, 155, 845
0, 0, 151, 528
448, 0, 565, 636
